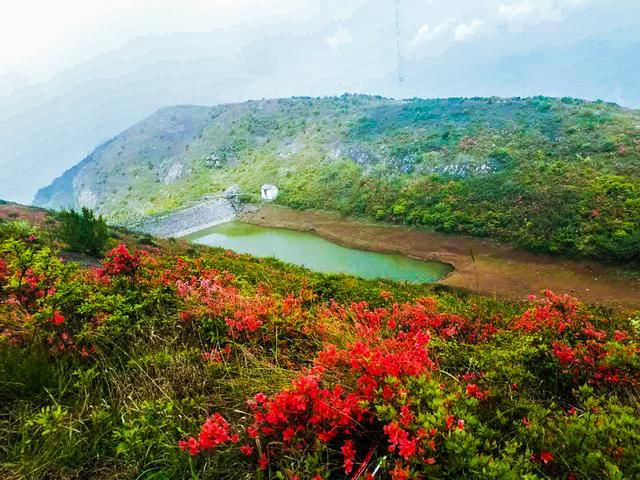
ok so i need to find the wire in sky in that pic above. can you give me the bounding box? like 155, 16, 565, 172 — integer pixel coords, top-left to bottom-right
394, 0, 404, 84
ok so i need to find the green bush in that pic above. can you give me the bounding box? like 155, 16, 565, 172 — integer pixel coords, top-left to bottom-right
56, 208, 109, 256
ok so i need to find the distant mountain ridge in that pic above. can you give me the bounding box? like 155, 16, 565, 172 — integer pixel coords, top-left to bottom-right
34, 94, 640, 261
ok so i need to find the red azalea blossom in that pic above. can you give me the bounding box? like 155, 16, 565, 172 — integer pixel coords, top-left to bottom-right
52, 311, 65, 326
552, 342, 575, 365
180, 413, 236, 454
341, 439, 356, 474
465, 383, 486, 399
613, 330, 627, 342
540, 451, 554, 464
102, 243, 141, 277
178, 437, 200, 455
445, 415, 454, 430
390, 463, 410, 480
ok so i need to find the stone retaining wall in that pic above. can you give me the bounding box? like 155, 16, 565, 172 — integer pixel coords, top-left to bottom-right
136, 198, 237, 238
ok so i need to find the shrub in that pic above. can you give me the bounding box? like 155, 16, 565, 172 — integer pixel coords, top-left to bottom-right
56, 208, 109, 256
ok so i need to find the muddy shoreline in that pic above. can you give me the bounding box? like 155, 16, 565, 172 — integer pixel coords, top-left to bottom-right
241, 205, 640, 310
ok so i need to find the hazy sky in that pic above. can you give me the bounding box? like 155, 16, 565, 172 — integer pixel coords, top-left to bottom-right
1, 0, 639, 204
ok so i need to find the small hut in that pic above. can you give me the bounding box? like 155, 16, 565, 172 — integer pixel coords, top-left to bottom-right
260, 184, 279, 201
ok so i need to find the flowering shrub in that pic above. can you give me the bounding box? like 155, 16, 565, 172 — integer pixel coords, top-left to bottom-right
514, 290, 639, 390
100, 243, 142, 283
181, 294, 640, 478
0, 258, 8, 287
1, 218, 638, 479
179, 412, 239, 455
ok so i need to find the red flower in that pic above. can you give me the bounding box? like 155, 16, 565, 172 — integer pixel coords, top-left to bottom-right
52, 311, 65, 326
540, 451, 553, 464
341, 439, 356, 474
552, 342, 575, 366
445, 415, 454, 430
240, 444, 253, 457
178, 437, 200, 455
282, 427, 296, 442
258, 453, 268, 470
465, 383, 486, 399
613, 330, 628, 342
398, 437, 417, 459
102, 243, 141, 277
390, 463, 410, 480
180, 412, 236, 453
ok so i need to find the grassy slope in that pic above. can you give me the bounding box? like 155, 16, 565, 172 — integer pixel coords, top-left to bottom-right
1, 207, 639, 479
34, 95, 640, 262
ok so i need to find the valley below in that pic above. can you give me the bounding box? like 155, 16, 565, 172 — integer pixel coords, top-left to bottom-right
241, 205, 640, 309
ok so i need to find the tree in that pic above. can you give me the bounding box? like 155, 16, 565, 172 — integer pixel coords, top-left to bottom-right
56, 208, 109, 256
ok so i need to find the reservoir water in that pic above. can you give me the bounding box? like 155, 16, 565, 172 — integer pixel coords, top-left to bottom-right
186, 222, 453, 283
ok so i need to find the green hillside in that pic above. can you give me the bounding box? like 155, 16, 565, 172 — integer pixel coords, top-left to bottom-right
34, 95, 640, 262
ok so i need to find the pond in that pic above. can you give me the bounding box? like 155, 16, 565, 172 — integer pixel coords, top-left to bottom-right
185, 222, 453, 283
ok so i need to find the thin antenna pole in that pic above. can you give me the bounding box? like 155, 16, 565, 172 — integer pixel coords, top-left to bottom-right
394, 0, 404, 84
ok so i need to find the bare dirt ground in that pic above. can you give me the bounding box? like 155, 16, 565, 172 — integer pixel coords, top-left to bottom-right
242, 205, 640, 310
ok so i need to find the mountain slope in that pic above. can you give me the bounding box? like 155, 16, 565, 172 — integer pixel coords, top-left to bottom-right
34, 95, 640, 261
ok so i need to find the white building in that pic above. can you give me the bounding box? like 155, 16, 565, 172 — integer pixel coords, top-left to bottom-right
260, 184, 279, 201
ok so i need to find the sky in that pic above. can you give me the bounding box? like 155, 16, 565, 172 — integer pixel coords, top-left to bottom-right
1, 0, 639, 204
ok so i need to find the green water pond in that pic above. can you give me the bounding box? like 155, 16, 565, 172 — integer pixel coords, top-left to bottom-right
186, 222, 453, 283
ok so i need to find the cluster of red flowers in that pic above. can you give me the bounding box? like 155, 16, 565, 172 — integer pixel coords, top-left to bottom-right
176, 268, 314, 346
514, 290, 638, 388
179, 413, 239, 455
465, 383, 490, 400
181, 289, 640, 476
2, 231, 637, 477
182, 300, 478, 477
0, 239, 131, 357
0, 259, 8, 287
530, 450, 554, 464
100, 243, 142, 278
52, 310, 65, 326
175, 269, 279, 341
10, 267, 52, 307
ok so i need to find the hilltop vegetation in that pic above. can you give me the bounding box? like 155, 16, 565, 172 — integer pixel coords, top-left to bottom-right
34, 95, 640, 262
1, 209, 639, 478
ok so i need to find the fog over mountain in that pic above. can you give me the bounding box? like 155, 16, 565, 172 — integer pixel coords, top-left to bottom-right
1, 0, 639, 204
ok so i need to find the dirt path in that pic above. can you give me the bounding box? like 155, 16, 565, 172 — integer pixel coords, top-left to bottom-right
241, 206, 640, 310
